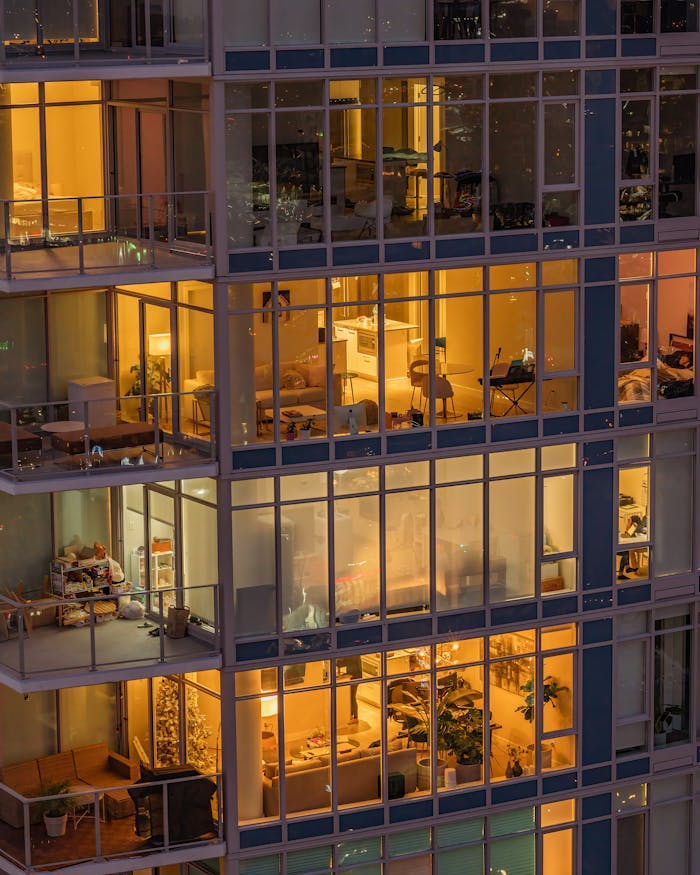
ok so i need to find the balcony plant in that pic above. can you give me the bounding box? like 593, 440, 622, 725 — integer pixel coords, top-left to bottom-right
36, 779, 74, 837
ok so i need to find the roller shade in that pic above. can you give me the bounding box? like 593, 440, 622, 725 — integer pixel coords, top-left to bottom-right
438, 844, 484, 874
490, 834, 535, 875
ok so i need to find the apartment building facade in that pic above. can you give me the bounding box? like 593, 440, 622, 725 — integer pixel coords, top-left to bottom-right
0, 1, 699, 874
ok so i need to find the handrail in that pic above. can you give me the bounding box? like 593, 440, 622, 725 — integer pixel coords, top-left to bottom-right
0, 191, 213, 277
0, 583, 219, 679
0, 388, 217, 478
0, 769, 222, 870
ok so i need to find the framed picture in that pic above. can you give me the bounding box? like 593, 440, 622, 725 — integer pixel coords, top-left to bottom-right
262, 289, 291, 323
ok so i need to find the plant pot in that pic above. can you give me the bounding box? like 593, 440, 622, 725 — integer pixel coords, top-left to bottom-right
455, 761, 482, 784
44, 813, 68, 837
654, 732, 668, 747
417, 756, 447, 790
298, 429, 311, 440
285, 431, 296, 441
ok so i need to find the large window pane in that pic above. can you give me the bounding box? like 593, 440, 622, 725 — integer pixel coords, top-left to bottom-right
659, 94, 696, 219
325, 0, 375, 42
655, 456, 692, 575
489, 477, 535, 601
385, 489, 429, 613
436, 483, 484, 608
490, 102, 536, 229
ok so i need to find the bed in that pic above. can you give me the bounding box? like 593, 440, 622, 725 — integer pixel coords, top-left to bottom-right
618, 334, 694, 403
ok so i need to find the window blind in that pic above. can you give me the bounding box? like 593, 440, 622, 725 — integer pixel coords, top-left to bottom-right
489, 807, 535, 837
438, 844, 484, 875
388, 827, 432, 857
240, 856, 279, 875
490, 834, 536, 875
436, 817, 485, 848
287, 845, 332, 875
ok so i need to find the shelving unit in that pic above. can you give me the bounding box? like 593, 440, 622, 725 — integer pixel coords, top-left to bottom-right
132, 546, 176, 610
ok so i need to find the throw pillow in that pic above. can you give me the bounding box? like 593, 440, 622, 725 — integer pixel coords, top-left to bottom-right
305, 364, 326, 387
282, 370, 306, 390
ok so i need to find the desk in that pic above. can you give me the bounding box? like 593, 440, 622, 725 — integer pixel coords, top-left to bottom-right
489, 375, 535, 416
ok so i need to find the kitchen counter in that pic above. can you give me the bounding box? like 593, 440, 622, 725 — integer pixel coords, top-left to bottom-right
334, 318, 419, 332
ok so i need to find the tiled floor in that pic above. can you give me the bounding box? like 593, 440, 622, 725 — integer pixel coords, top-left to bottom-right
0, 616, 220, 685
0, 811, 220, 870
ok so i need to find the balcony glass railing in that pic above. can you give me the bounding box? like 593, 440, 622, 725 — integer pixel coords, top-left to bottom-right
0, 584, 220, 680
0, 0, 208, 66
0, 191, 212, 280
0, 389, 217, 482
0, 770, 223, 871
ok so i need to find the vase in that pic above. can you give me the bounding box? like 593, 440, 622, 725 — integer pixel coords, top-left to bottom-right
298, 429, 311, 440
455, 762, 482, 784
511, 759, 523, 778
417, 756, 447, 790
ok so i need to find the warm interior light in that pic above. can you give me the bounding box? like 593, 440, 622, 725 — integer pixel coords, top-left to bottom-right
148, 333, 171, 356
260, 695, 279, 718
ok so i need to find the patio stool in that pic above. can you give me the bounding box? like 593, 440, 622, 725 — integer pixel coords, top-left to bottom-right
105, 787, 134, 819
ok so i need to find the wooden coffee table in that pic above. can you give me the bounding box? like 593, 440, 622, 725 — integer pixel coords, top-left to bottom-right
266, 404, 326, 423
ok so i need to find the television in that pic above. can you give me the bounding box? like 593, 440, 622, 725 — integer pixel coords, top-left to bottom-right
333, 402, 367, 435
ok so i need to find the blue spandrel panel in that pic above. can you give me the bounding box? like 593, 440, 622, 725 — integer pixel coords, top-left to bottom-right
582, 466, 613, 590
582, 820, 611, 875
582, 645, 613, 766
584, 99, 616, 224
584, 284, 615, 409
586, 0, 616, 34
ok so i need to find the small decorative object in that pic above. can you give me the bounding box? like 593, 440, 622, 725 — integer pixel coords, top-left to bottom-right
506, 744, 526, 779
93, 542, 107, 560
285, 421, 297, 441
262, 289, 291, 323
298, 418, 313, 439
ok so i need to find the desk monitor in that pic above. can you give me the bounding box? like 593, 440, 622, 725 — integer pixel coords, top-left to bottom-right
334, 402, 367, 435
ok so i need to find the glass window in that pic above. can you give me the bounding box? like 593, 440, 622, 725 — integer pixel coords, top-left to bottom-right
434, 0, 483, 39
490, 101, 536, 230
380, 0, 426, 42
436, 483, 484, 609
658, 93, 696, 219
490, 0, 536, 37
621, 0, 653, 32
544, 0, 579, 35
326, 0, 375, 42
661, 1, 698, 31
270, 0, 320, 44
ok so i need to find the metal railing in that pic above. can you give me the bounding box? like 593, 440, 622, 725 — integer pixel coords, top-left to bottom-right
0, 191, 212, 278
0, 388, 217, 480
0, 770, 223, 871
0, 583, 220, 680
0, 0, 208, 66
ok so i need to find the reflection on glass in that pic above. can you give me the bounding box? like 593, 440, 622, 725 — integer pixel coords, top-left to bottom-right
490, 0, 536, 37
334, 495, 380, 623
436, 482, 484, 608
434, 0, 482, 39
385, 490, 429, 614
658, 94, 696, 219
490, 102, 536, 229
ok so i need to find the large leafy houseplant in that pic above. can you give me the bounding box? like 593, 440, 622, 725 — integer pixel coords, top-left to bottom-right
516, 675, 567, 723
388, 678, 483, 762
126, 359, 171, 397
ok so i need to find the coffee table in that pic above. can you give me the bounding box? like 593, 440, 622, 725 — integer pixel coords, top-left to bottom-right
265, 405, 327, 435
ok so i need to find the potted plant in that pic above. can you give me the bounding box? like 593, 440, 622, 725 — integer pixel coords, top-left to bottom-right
516, 674, 568, 770
654, 703, 684, 746
298, 418, 313, 440
285, 421, 297, 441
515, 675, 567, 723
37, 779, 73, 837
388, 677, 482, 789
449, 706, 484, 784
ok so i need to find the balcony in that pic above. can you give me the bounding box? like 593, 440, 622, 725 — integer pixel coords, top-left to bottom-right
0, 769, 223, 874
0, 585, 221, 691
0, 192, 213, 291
0, 0, 209, 78
0, 389, 217, 494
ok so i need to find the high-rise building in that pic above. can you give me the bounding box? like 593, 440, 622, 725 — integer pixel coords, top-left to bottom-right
0, 2, 698, 874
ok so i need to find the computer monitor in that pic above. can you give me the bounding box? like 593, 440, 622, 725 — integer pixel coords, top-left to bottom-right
333, 402, 367, 435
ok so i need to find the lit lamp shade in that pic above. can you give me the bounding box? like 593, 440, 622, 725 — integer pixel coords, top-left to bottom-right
148, 333, 171, 356
260, 695, 279, 719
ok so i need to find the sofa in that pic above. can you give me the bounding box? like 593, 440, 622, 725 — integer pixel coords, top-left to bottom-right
0, 744, 138, 828
262, 746, 417, 817
255, 360, 342, 415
